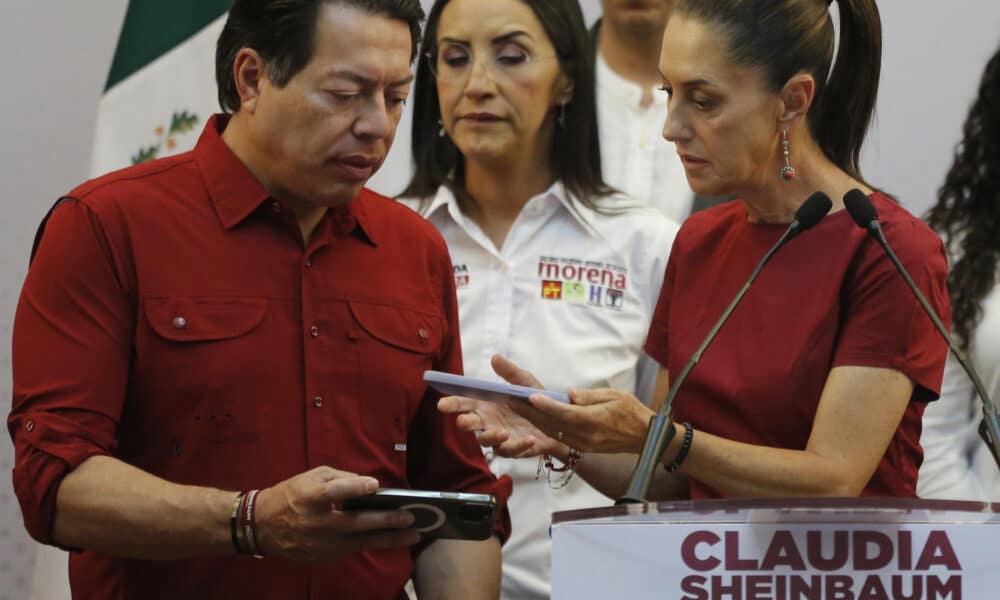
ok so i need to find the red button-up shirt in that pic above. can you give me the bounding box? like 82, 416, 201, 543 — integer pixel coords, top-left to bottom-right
9, 115, 511, 599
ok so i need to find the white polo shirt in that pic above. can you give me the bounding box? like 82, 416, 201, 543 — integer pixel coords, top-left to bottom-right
401, 182, 678, 600
595, 50, 694, 223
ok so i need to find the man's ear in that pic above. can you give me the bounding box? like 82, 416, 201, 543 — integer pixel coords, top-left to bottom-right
778, 72, 815, 129
232, 48, 267, 113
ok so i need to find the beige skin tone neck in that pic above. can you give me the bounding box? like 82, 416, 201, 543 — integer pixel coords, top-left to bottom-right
598, 3, 672, 106
739, 124, 865, 224
223, 118, 331, 241
460, 149, 558, 250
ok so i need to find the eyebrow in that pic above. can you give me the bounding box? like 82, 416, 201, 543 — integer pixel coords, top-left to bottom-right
326, 69, 414, 88
439, 30, 533, 47
658, 69, 719, 90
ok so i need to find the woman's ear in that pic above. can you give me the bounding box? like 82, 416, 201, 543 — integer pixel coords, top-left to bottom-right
232, 48, 267, 113
778, 72, 816, 129
555, 74, 574, 107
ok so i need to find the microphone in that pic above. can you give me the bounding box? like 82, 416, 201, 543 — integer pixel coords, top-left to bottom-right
617, 191, 834, 504
842, 189, 1000, 471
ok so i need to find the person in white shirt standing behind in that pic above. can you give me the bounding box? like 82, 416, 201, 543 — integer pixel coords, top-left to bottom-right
919, 42, 1000, 501
593, 0, 701, 222
399, 0, 678, 597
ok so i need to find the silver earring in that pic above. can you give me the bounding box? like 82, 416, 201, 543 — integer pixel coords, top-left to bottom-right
437, 119, 446, 137
557, 103, 567, 128
779, 128, 796, 182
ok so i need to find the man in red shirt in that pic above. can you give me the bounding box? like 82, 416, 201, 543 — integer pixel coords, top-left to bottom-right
8, 1, 510, 598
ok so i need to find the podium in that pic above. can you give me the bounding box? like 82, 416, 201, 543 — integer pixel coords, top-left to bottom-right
551, 498, 1000, 599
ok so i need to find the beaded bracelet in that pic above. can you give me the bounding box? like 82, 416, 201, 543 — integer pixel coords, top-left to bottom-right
536, 448, 583, 489
241, 489, 263, 557
665, 422, 694, 473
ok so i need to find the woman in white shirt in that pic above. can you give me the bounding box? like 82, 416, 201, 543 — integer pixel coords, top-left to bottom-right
919, 43, 1000, 501
399, 0, 678, 597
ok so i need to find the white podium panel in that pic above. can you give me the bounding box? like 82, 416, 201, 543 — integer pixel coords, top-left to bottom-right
552, 498, 1000, 599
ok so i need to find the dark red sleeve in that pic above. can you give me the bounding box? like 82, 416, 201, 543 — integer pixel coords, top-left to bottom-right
8, 198, 133, 545
833, 218, 951, 401
405, 235, 512, 546
643, 247, 679, 371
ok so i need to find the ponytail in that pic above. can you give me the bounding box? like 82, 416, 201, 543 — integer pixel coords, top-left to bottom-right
812, 0, 881, 181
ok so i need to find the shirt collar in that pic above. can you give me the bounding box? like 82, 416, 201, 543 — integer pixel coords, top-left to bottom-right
595, 50, 665, 110
193, 114, 377, 246
343, 190, 379, 246
423, 179, 599, 236
421, 184, 456, 220
194, 114, 272, 230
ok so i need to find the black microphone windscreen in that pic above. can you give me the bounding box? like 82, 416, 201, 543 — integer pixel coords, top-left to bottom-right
795, 192, 833, 229
843, 188, 878, 228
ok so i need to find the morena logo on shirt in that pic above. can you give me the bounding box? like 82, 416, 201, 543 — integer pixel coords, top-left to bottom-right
538, 257, 626, 310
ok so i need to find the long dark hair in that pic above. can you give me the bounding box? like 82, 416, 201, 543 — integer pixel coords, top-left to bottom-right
400, 0, 613, 207
926, 42, 1000, 351
675, 0, 881, 183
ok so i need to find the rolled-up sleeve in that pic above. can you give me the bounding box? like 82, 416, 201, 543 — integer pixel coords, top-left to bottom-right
8, 198, 134, 545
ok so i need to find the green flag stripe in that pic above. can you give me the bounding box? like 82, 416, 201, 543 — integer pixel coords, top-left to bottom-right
105, 0, 231, 91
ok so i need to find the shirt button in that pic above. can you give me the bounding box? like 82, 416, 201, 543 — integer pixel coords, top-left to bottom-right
172, 316, 187, 329
271, 201, 281, 214
305, 259, 312, 268
313, 395, 324, 408
418, 328, 429, 340
25, 420, 35, 432
310, 325, 320, 337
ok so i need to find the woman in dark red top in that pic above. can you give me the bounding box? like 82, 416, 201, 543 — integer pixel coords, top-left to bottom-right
441, 0, 950, 500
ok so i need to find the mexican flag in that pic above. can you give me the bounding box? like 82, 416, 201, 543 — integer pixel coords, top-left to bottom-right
90, 0, 231, 176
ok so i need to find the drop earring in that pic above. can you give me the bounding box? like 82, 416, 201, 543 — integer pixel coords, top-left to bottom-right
557, 102, 567, 128
779, 128, 796, 182
437, 119, 446, 137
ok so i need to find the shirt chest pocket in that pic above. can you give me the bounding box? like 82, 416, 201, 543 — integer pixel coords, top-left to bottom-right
136, 297, 268, 445
348, 301, 443, 444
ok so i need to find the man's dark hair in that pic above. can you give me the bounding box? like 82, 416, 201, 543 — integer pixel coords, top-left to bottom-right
216, 0, 424, 113
401, 0, 613, 209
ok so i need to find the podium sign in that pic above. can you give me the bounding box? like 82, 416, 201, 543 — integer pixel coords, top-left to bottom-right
551, 498, 1000, 599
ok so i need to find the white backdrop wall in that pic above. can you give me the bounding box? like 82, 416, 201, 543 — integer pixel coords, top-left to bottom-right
1, 1, 999, 597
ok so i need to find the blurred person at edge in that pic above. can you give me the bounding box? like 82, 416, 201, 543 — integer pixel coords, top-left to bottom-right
7, 1, 511, 599
920, 41, 1000, 502
442, 0, 951, 507
398, 0, 678, 597
592, 0, 723, 221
